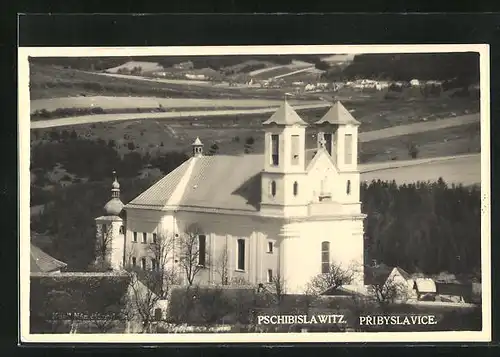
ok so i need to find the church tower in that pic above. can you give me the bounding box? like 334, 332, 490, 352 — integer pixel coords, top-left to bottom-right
314, 101, 361, 206
94, 172, 126, 271
260, 99, 309, 217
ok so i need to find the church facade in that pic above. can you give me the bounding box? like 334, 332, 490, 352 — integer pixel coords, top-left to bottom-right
95, 101, 367, 294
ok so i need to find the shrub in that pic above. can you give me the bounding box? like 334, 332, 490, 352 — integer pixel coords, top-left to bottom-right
408, 142, 419, 159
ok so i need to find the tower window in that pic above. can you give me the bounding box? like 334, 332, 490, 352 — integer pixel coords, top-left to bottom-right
267, 241, 274, 253
101, 224, 107, 235
344, 134, 353, 164
346, 180, 351, 195
141, 258, 146, 270
270, 180, 277, 197
119, 225, 124, 234
271, 134, 279, 166
291, 135, 300, 165
151, 259, 157, 271
152, 233, 157, 244
237, 239, 245, 271
131, 257, 137, 267
293, 181, 298, 196
142, 232, 147, 243
324, 133, 332, 155
133, 232, 137, 243
321, 241, 330, 274
267, 269, 273, 283
198, 235, 206, 266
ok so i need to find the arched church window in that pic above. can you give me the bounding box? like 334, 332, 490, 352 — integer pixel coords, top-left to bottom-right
271, 180, 277, 197
346, 180, 351, 195
119, 225, 125, 234
293, 181, 298, 196
321, 241, 330, 274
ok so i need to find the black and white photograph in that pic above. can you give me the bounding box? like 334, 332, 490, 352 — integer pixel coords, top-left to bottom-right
19, 45, 490, 343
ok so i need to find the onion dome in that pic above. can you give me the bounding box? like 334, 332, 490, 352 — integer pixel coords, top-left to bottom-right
104, 171, 124, 216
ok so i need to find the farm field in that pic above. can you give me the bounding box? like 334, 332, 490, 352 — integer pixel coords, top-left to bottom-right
105, 61, 163, 74
30, 96, 317, 114
30, 64, 299, 100
360, 154, 480, 186
31, 109, 482, 163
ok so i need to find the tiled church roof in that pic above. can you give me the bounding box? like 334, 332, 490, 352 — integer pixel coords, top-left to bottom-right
127, 159, 192, 209
127, 155, 264, 212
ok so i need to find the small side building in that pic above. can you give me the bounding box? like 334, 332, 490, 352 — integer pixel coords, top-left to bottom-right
30, 244, 67, 274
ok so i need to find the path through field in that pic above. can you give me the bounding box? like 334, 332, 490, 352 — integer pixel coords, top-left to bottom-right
94, 72, 213, 86
30, 103, 331, 129
248, 65, 289, 76
272, 66, 316, 79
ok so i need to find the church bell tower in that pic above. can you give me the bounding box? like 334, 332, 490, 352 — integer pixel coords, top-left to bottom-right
94, 171, 126, 271
314, 101, 361, 205
260, 99, 309, 217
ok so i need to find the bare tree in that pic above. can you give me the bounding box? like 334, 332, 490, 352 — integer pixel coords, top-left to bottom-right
126, 271, 162, 333
124, 233, 177, 332
90, 223, 114, 271
214, 238, 229, 285
306, 261, 355, 296
147, 232, 176, 297
269, 272, 287, 307
178, 224, 209, 286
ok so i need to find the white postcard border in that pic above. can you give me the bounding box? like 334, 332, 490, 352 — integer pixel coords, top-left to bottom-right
18, 44, 491, 343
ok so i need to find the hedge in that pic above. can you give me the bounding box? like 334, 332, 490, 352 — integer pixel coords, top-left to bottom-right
30, 273, 131, 333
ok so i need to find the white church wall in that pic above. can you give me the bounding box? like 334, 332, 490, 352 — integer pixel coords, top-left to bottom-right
307, 150, 361, 207
168, 211, 281, 286
281, 218, 365, 294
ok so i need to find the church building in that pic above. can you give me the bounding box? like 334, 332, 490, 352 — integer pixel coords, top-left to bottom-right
95, 101, 366, 294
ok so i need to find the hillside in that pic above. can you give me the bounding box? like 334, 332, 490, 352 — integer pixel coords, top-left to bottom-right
29, 55, 325, 72
324, 52, 480, 83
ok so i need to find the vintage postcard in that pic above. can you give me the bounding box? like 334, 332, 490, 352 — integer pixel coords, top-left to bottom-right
19, 44, 491, 343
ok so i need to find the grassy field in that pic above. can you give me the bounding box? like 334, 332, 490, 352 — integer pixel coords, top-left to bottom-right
360, 154, 480, 186
360, 122, 480, 163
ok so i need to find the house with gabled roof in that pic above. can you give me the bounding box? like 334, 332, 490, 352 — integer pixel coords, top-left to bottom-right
30, 244, 67, 274
95, 100, 367, 294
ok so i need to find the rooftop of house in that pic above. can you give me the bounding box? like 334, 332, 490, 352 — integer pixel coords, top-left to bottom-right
30, 244, 67, 273
364, 263, 393, 286
414, 278, 437, 293
364, 264, 412, 286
